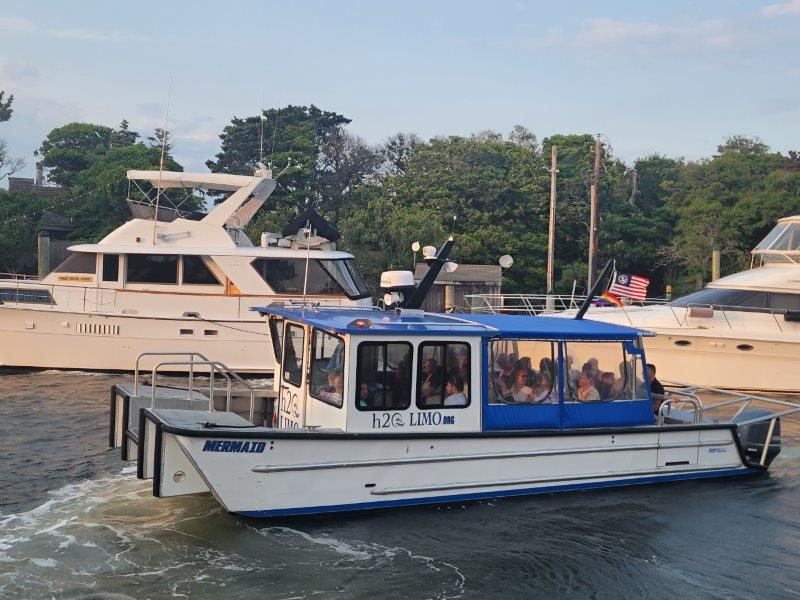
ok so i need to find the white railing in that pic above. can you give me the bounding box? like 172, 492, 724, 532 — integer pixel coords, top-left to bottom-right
0, 272, 40, 281
463, 293, 669, 315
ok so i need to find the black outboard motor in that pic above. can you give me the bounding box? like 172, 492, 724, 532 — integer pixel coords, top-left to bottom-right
733, 408, 781, 467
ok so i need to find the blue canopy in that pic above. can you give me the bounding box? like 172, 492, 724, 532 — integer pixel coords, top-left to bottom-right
254, 306, 651, 341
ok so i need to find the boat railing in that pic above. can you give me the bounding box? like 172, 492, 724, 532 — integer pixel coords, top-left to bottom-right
656, 390, 704, 424
663, 380, 800, 465
134, 351, 257, 423
463, 293, 669, 315
0, 272, 39, 281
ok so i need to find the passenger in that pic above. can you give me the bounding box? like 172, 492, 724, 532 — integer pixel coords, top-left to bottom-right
533, 372, 556, 403
457, 352, 471, 398
357, 382, 373, 409
332, 372, 343, 399
444, 374, 468, 407
565, 355, 580, 391
647, 363, 665, 395
420, 357, 443, 404
584, 358, 600, 385
509, 369, 535, 403
576, 370, 601, 402
611, 360, 631, 399
647, 363, 667, 414
597, 371, 616, 400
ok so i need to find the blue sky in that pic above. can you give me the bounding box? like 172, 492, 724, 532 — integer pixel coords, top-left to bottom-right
1, 0, 799, 180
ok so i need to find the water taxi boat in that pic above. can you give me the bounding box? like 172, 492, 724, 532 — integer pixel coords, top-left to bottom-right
109, 294, 797, 517
0, 166, 371, 373
468, 216, 800, 393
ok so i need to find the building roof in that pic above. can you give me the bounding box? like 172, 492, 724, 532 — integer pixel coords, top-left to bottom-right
414, 263, 502, 284
254, 306, 650, 340
7, 177, 63, 199
37, 211, 74, 233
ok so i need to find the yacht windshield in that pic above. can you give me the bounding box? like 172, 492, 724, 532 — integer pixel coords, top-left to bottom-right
251, 258, 370, 299
670, 288, 767, 309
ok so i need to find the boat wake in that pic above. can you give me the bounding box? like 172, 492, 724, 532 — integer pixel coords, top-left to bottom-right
0, 470, 467, 599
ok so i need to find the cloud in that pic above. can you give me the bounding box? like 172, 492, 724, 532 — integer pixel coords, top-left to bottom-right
0, 16, 146, 43
0, 57, 40, 83
547, 17, 734, 49
761, 0, 800, 17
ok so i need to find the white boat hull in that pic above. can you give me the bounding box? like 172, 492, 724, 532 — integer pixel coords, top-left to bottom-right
140, 410, 754, 517
0, 305, 272, 373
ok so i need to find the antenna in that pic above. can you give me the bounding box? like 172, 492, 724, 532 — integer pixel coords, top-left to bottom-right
259, 115, 265, 164
152, 76, 173, 245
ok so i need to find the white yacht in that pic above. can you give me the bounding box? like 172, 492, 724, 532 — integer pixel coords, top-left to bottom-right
560, 216, 800, 393
0, 167, 371, 373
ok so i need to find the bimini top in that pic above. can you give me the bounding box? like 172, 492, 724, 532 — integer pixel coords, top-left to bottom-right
254, 306, 651, 340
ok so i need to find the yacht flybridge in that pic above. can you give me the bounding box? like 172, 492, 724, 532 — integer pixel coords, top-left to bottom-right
109, 298, 796, 518
0, 166, 371, 372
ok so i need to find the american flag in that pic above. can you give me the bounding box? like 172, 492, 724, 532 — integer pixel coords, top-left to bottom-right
608, 271, 650, 301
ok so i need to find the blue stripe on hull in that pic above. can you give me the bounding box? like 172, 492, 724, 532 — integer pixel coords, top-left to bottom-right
236, 467, 758, 518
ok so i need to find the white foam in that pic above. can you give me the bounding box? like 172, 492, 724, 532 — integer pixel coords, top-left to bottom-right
30, 557, 58, 568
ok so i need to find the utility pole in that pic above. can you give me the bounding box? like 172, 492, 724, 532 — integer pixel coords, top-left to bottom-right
546, 145, 558, 304
587, 135, 602, 290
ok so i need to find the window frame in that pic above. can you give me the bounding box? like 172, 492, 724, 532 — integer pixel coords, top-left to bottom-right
181, 255, 222, 286
125, 253, 179, 285
250, 257, 371, 300
281, 322, 306, 387
309, 328, 345, 408
416, 341, 472, 410
355, 340, 413, 412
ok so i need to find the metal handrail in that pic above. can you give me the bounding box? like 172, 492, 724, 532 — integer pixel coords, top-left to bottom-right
134, 351, 211, 396
657, 391, 703, 425
144, 355, 257, 423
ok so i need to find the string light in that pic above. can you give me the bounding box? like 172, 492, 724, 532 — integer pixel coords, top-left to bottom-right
0, 187, 102, 226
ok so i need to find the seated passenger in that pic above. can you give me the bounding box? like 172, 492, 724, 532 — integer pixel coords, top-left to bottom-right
444, 374, 468, 407
576, 370, 601, 402
509, 369, 535, 403
357, 382, 373, 408
532, 372, 556, 403
420, 358, 443, 404
647, 363, 667, 414
597, 371, 616, 400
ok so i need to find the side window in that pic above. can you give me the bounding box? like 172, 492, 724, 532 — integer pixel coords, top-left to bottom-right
268, 317, 284, 364
356, 342, 412, 411
770, 293, 800, 311
183, 255, 221, 285
490, 339, 557, 404
53, 252, 96, 274
309, 329, 345, 408
126, 254, 178, 284
417, 342, 470, 409
563, 341, 645, 402
282, 323, 305, 387
102, 254, 119, 282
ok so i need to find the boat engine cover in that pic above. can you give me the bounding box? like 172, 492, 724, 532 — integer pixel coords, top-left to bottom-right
733, 408, 781, 467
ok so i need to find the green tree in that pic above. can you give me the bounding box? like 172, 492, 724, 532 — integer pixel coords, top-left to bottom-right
208, 105, 351, 210
0, 90, 24, 183
111, 119, 140, 148
36, 122, 114, 187
0, 91, 12, 123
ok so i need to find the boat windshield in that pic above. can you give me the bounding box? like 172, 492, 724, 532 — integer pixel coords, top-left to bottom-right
670, 288, 768, 309
251, 258, 371, 299
753, 222, 800, 264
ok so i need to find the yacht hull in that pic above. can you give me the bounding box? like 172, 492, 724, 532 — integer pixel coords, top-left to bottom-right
0, 305, 273, 373
138, 409, 754, 517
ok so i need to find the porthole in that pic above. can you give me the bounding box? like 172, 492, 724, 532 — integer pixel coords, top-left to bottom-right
674, 340, 692, 347
736, 344, 754, 352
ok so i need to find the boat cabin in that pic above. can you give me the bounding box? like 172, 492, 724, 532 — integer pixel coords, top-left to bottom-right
259, 306, 657, 434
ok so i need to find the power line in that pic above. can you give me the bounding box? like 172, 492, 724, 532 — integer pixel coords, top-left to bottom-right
0, 187, 100, 226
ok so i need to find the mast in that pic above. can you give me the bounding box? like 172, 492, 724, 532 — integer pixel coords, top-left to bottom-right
547, 145, 558, 296
587, 135, 602, 289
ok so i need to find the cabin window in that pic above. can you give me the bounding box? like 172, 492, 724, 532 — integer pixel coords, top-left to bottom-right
102, 254, 119, 282
309, 329, 345, 408
489, 339, 558, 404
251, 258, 370, 299
355, 342, 412, 411
769, 293, 800, 311
670, 288, 767, 309
53, 252, 96, 274
416, 342, 471, 409
282, 323, 305, 387
126, 254, 178, 284
562, 341, 646, 402
182, 255, 221, 285
268, 317, 284, 364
